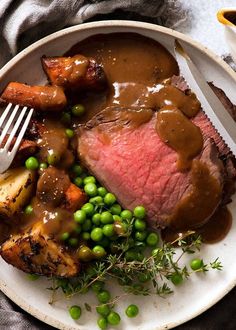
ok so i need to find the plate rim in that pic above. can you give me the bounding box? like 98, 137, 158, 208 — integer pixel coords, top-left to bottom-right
0, 20, 236, 330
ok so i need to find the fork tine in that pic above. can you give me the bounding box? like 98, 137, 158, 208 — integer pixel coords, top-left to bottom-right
0, 103, 13, 127
4, 106, 28, 151
11, 108, 34, 156
0, 104, 19, 146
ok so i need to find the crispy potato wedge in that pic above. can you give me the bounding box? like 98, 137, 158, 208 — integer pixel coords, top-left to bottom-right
0, 221, 80, 277
0, 167, 36, 217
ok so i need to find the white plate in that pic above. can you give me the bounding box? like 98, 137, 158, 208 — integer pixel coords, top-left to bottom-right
0, 21, 236, 330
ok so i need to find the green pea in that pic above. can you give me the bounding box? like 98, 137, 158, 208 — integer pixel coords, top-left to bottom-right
68, 237, 78, 247
134, 219, 146, 231
93, 245, 106, 259
73, 177, 83, 187
107, 311, 120, 326
146, 232, 159, 247
60, 232, 70, 241
97, 187, 107, 197
74, 210, 86, 224
82, 232, 90, 241
102, 224, 115, 237
190, 258, 203, 271
25, 156, 39, 170
96, 304, 110, 317
91, 228, 103, 242
104, 193, 116, 206
113, 221, 128, 236
113, 215, 121, 222
83, 176, 96, 184
101, 211, 113, 224
110, 203, 122, 215
171, 273, 183, 286
72, 164, 83, 176
72, 104, 85, 117
77, 246, 93, 262
69, 305, 81, 320
81, 203, 94, 217
89, 196, 103, 205
27, 274, 39, 281
39, 162, 48, 170
97, 316, 107, 330
24, 204, 33, 215
61, 112, 71, 125
135, 231, 147, 241
133, 205, 146, 219
47, 151, 60, 165
84, 183, 97, 197
92, 281, 104, 293
65, 128, 74, 138
97, 290, 110, 303
120, 209, 133, 221
82, 219, 92, 232
92, 213, 101, 225
125, 304, 139, 318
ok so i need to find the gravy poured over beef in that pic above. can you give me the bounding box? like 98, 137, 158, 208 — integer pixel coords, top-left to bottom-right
156, 106, 203, 170
0, 32, 235, 264
74, 33, 235, 242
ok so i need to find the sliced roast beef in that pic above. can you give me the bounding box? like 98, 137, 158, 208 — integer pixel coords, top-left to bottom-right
78, 106, 226, 229
172, 76, 236, 199
78, 75, 236, 230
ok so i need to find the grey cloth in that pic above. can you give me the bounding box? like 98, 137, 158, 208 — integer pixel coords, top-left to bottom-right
0, 0, 236, 329
0, 0, 166, 67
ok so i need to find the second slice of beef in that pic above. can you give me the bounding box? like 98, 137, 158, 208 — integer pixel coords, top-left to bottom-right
78, 106, 227, 229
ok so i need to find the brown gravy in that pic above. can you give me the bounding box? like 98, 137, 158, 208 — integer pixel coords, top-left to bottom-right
156, 106, 203, 170
67, 33, 179, 122
0, 33, 231, 246
68, 33, 179, 85
168, 160, 222, 229
36, 167, 70, 207
162, 206, 232, 244
154, 85, 201, 117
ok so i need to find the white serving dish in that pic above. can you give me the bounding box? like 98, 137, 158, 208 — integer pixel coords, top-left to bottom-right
0, 21, 236, 330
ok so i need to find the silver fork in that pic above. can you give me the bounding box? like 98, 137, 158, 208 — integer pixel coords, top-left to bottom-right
0, 103, 34, 173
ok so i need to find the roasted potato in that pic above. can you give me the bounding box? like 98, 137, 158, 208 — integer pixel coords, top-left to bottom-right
0, 221, 80, 277
0, 167, 36, 217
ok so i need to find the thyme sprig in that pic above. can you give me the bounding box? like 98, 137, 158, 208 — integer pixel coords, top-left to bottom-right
51, 233, 222, 302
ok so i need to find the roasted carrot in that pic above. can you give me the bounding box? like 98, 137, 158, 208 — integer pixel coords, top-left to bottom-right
63, 183, 87, 212
0, 82, 67, 112
41, 55, 107, 91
